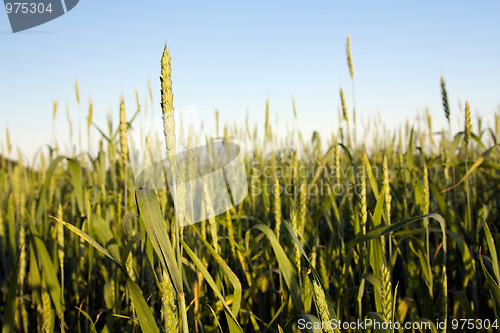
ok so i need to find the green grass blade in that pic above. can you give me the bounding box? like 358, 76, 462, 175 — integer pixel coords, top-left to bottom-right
482, 215, 500, 281
191, 226, 242, 317
180, 238, 243, 333
28, 219, 65, 317
253, 223, 304, 313
135, 189, 183, 293
347, 213, 446, 251
54, 216, 160, 333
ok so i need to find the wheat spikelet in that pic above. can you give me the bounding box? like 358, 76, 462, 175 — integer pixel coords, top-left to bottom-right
439, 264, 448, 332
161, 270, 178, 332
87, 99, 94, 136
383, 155, 391, 224
52, 100, 58, 121
215, 110, 220, 137
318, 251, 329, 292
440, 76, 450, 123
292, 97, 298, 120
160, 45, 176, 172
464, 100, 471, 146
426, 107, 434, 147
41, 276, 53, 333
334, 144, 341, 186
360, 170, 367, 234
274, 177, 281, 238
75, 80, 80, 105
382, 156, 391, 256
340, 88, 349, 124
18, 213, 26, 289
119, 97, 128, 164
346, 35, 354, 79
311, 278, 334, 333
381, 261, 393, 322
290, 209, 301, 274
5, 127, 11, 155
423, 164, 429, 214
495, 111, 499, 137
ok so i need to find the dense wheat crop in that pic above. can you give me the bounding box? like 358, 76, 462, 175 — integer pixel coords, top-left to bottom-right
1, 41, 500, 333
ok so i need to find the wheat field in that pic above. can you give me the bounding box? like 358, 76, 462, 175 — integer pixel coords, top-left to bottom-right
1, 41, 500, 333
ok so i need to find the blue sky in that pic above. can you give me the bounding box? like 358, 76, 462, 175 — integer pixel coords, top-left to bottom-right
1, 1, 499, 160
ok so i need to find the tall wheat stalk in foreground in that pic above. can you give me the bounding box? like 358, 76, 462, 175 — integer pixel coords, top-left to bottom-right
160, 45, 189, 333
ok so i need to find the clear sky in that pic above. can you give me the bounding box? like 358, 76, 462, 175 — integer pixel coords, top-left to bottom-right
1, 1, 499, 160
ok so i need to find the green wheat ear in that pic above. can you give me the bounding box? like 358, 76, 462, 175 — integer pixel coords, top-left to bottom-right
273, 176, 281, 238
381, 260, 393, 322
441, 76, 450, 123
340, 88, 349, 123
160, 45, 176, 171
346, 35, 354, 79
74, 80, 80, 105
464, 100, 471, 146
52, 100, 58, 121
5, 127, 11, 155
119, 97, 128, 164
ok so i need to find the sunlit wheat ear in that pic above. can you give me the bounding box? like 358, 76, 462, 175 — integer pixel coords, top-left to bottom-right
57, 204, 64, 302
292, 97, 298, 120
75, 80, 80, 105
215, 110, 220, 137
119, 98, 128, 163
66, 105, 73, 141
318, 252, 329, 292
18, 197, 26, 290
311, 278, 334, 333
346, 35, 354, 79
334, 144, 341, 186
495, 112, 499, 137
290, 209, 301, 274
340, 88, 349, 124
161, 270, 177, 332
360, 171, 367, 234
464, 100, 471, 146
439, 264, 448, 330
160, 45, 176, 172
423, 164, 429, 215
273, 176, 281, 238
383, 155, 391, 225
381, 261, 393, 322
440, 76, 450, 123
426, 107, 434, 147
5, 127, 11, 155
87, 99, 93, 136
41, 276, 53, 333
52, 100, 58, 121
